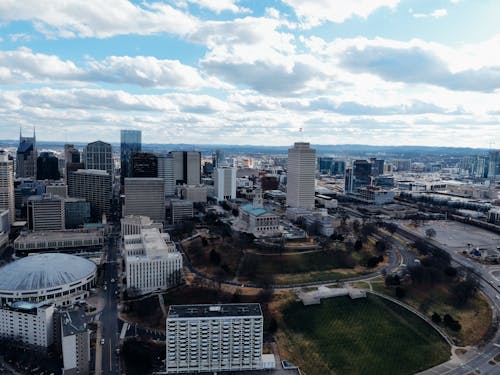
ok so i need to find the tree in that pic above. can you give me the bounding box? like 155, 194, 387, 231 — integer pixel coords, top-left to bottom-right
360, 223, 377, 241
452, 273, 479, 307
395, 287, 405, 299
385, 274, 401, 286
384, 222, 398, 235
354, 239, 363, 252
425, 228, 437, 239
375, 240, 387, 254
209, 249, 221, 265
443, 314, 461, 331
352, 220, 361, 234
268, 317, 278, 334
232, 208, 239, 217
431, 312, 442, 324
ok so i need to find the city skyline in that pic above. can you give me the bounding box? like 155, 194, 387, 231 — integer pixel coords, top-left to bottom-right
0, 0, 499, 147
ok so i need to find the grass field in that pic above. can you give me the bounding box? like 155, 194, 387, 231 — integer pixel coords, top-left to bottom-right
278, 295, 450, 375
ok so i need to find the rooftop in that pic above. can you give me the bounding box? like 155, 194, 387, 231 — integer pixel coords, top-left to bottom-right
168, 303, 262, 319
241, 203, 272, 217
0, 253, 96, 292
61, 309, 88, 337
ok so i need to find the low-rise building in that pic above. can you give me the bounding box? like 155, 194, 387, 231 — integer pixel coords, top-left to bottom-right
121, 215, 163, 236
124, 228, 182, 294
166, 304, 264, 374
14, 228, 104, 253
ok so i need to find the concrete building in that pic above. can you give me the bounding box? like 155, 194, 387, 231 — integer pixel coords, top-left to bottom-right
16, 129, 37, 178
166, 303, 264, 374
64, 198, 91, 229
180, 185, 208, 203
350, 186, 395, 205
238, 190, 280, 237
0, 253, 97, 307
68, 169, 111, 220
124, 178, 165, 222
131, 152, 158, 178
36, 152, 60, 180
120, 129, 142, 184
489, 151, 500, 181
14, 228, 104, 253
286, 142, 316, 209
172, 151, 201, 185
60, 309, 90, 375
158, 154, 176, 196
124, 228, 182, 294
214, 167, 237, 202
121, 215, 163, 236
0, 302, 55, 348
0, 150, 15, 223
170, 199, 193, 224
83, 141, 113, 176
27, 194, 65, 231
46, 183, 68, 198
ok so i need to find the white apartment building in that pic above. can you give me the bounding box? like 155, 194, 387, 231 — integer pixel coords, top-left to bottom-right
0, 302, 55, 348
0, 150, 15, 223
27, 194, 65, 231
166, 303, 264, 374
124, 228, 182, 294
121, 215, 163, 236
286, 142, 316, 209
124, 178, 165, 223
214, 167, 237, 202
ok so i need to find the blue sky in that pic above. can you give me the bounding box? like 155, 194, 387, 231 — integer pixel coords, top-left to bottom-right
0, 0, 499, 147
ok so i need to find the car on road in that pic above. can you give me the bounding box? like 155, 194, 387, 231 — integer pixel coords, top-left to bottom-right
100, 338, 105, 345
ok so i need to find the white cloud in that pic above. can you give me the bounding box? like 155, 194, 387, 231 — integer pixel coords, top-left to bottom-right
0, 48, 211, 90
0, 0, 198, 39
281, 0, 400, 27
186, 0, 248, 14
413, 8, 448, 19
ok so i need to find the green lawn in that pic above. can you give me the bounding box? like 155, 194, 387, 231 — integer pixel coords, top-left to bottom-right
280, 295, 450, 375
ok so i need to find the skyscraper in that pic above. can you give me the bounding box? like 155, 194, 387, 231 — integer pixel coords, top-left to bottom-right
124, 178, 165, 222
16, 128, 37, 178
83, 141, 113, 176
120, 130, 141, 184
36, 152, 60, 180
214, 167, 237, 201
286, 142, 316, 209
27, 194, 65, 231
488, 151, 500, 181
131, 152, 158, 178
68, 169, 111, 220
171, 151, 201, 185
345, 160, 373, 192
0, 150, 15, 223
158, 154, 176, 196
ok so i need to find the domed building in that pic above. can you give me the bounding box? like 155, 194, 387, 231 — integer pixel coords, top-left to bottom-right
0, 253, 97, 307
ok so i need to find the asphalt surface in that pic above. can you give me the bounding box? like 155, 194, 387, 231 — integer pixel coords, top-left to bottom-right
99, 225, 121, 375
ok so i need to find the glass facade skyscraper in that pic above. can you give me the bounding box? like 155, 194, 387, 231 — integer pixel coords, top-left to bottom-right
120, 130, 142, 184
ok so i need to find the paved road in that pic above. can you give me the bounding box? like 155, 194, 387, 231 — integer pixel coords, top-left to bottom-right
99, 225, 121, 375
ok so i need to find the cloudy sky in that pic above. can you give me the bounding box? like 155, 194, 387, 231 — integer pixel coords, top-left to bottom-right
0, 0, 499, 147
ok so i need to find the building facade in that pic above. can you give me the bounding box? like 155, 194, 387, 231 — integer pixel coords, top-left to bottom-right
16, 130, 37, 178
131, 152, 158, 178
60, 309, 90, 375
68, 169, 111, 219
14, 228, 104, 253
0, 151, 15, 223
158, 154, 176, 196
124, 178, 165, 222
170, 199, 194, 224
27, 194, 65, 232
120, 129, 142, 184
286, 142, 316, 209
83, 141, 113, 176
121, 215, 163, 236
172, 151, 201, 185
166, 303, 264, 374
214, 167, 237, 202
36, 152, 60, 180
124, 228, 182, 294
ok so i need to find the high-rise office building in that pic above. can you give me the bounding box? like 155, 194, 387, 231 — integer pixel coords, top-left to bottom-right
131, 152, 158, 178
64, 144, 81, 164
345, 160, 373, 193
317, 157, 333, 174
369, 158, 385, 177
37, 152, 61, 180
488, 151, 500, 181
16, 128, 37, 178
286, 142, 316, 209
124, 178, 165, 222
214, 167, 237, 202
158, 154, 176, 196
120, 130, 142, 184
166, 303, 264, 374
213, 149, 225, 168
0, 151, 15, 223
331, 160, 346, 175
68, 169, 111, 220
83, 141, 113, 176
171, 151, 201, 185
27, 194, 65, 231
64, 198, 91, 229
460, 155, 489, 178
